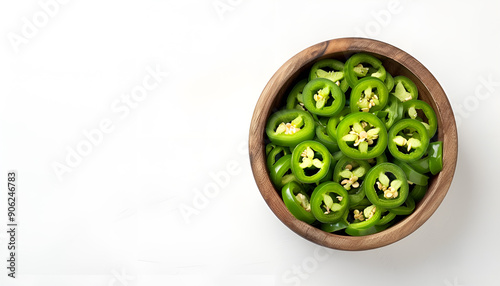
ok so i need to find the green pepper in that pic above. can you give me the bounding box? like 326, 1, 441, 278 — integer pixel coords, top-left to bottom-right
286, 79, 308, 110
326, 107, 350, 140
345, 223, 390, 236
384, 72, 395, 92
266, 144, 291, 170
266, 109, 315, 147
350, 77, 389, 113
388, 119, 430, 162
269, 154, 297, 189
281, 181, 316, 224
377, 210, 397, 226
374, 94, 404, 129
403, 99, 438, 138
310, 182, 350, 223
364, 163, 409, 209
392, 76, 418, 102
344, 53, 387, 88
345, 204, 382, 231
320, 210, 349, 233
390, 195, 415, 215
309, 59, 349, 93
291, 141, 331, 183
394, 159, 429, 186
337, 112, 388, 159
333, 156, 371, 206
408, 157, 430, 174
410, 184, 428, 202
428, 141, 443, 175
302, 78, 345, 117
315, 124, 339, 153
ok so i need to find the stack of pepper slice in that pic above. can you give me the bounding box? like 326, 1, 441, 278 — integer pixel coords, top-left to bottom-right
265, 53, 444, 236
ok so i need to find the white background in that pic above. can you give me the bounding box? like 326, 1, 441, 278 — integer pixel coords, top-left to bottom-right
0, 0, 499, 285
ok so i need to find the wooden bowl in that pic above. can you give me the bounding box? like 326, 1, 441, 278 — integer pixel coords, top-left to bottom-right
249, 38, 458, 251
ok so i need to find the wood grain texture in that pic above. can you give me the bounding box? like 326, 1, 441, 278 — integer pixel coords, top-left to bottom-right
249, 38, 458, 251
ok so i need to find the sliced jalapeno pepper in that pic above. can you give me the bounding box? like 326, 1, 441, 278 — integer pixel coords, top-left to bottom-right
350, 77, 389, 113
344, 53, 387, 88
281, 181, 316, 224
428, 141, 443, 175
315, 124, 339, 153
269, 154, 297, 189
394, 159, 429, 186
392, 76, 418, 102
291, 141, 331, 183
403, 99, 438, 138
266, 144, 291, 170
408, 157, 430, 174
310, 182, 350, 223
337, 112, 388, 159
345, 223, 390, 236
410, 184, 428, 202
302, 78, 345, 117
326, 107, 350, 140
390, 195, 415, 215
388, 119, 430, 162
309, 59, 349, 93
377, 210, 397, 226
321, 210, 349, 233
286, 79, 308, 110
364, 163, 409, 209
384, 72, 395, 92
333, 156, 371, 206
375, 94, 404, 129
266, 109, 315, 147
346, 204, 382, 231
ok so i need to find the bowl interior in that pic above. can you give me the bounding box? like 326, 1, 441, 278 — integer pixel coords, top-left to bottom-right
249, 38, 457, 250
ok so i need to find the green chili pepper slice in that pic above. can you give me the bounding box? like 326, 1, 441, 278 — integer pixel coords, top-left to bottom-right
428, 141, 443, 175
364, 163, 409, 209
390, 195, 415, 215
309, 59, 349, 93
302, 78, 345, 117
388, 119, 430, 162
321, 210, 349, 233
281, 181, 316, 224
408, 157, 430, 174
392, 76, 418, 102
410, 184, 428, 202
385, 72, 395, 92
403, 99, 438, 138
266, 144, 291, 170
394, 159, 429, 186
377, 209, 397, 226
310, 182, 350, 223
286, 79, 308, 110
350, 77, 389, 113
333, 156, 371, 206
269, 154, 297, 189
346, 204, 382, 231
266, 109, 315, 147
315, 124, 339, 153
374, 94, 404, 129
291, 141, 331, 183
344, 53, 387, 88
345, 223, 390, 236
337, 112, 388, 159
326, 107, 350, 140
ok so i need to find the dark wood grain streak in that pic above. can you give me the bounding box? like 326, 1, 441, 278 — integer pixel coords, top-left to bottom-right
249, 38, 458, 251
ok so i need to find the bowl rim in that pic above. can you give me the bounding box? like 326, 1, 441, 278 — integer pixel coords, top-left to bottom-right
249, 37, 458, 251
